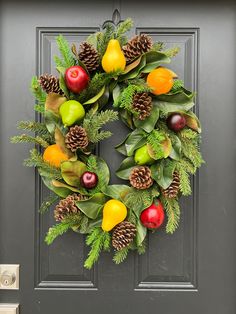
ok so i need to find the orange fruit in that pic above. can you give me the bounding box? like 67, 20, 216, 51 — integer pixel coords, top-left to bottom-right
43, 144, 69, 168
147, 67, 176, 95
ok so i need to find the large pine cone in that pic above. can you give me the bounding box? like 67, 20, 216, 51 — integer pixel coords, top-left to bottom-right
112, 221, 137, 251
129, 166, 153, 190
132, 92, 152, 120
65, 125, 89, 152
162, 171, 180, 198
54, 193, 85, 221
122, 34, 153, 63
79, 42, 99, 72
39, 74, 64, 95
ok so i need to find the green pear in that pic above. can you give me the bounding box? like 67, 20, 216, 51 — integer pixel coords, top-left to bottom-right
59, 100, 85, 127
134, 145, 155, 165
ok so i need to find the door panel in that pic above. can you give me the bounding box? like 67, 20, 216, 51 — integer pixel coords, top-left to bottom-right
0, 0, 236, 313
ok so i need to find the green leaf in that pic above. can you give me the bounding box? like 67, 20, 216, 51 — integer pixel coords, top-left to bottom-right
183, 111, 201, 133
44, 110, 63, 135
134, 103, 159, 133
151, 159, 176, 189
40, 176, 71, 198
141, 51, 171, 73
156, 88, 195, 104
120, 55, 146, 81
116, 156, 136, 180
51, 179, 85, 194
83, 86, 106, 105
169, 135, 182, 160
152, 99, 195, 114
45, 93, 66, 115
61, 160, 87, 186
123, 56, 142, 74
136, 219, 147, 246
76, 193, 107, 219
112, 84, 121, 106
115, 129, 146, 157
101, 185, 131, 200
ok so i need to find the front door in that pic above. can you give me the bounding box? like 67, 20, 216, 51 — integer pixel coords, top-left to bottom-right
1, 0, 236, 313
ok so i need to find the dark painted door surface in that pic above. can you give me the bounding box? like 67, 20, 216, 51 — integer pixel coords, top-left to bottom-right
0, 0, 236, 313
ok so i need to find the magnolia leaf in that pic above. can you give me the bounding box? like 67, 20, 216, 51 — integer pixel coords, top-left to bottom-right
123, 56, 142, 74
112, 84, 121, 105
141, 51, 171, 73
119, 109, 134, 129
61, 160, 87, 186
169, 135, 182, 160
94, 156, 110, 188
120, 55, 146, 81
76, 193, 107, 219
156, 88, 195, 104
134, 103, 159, 133
97, 86, 110, 109
183, 112, 201, 133
54, 127, 74, 158
59, 75, 70, 99
44, 110, 63, 135
162, 136, 172, 158
116, 156, 136, 180
151, 160, 175, 189
146, 143, 159, 160
45, 93, 66, 114
136, 219, 147, 246
51, 179, 86, 194
40, 175, 71, 198
119, 129, 147, 157
153, 99, 195, 114
115, 132, 130, 156
83, 86, 106, 105
101, 185, 131, 200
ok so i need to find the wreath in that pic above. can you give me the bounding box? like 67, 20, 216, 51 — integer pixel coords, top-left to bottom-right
12, 18, 204, 269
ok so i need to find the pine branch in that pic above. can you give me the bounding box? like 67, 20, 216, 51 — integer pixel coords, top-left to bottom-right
103, 232, 111, 252
175, 162, 192, 196
152, 41, 165, 52
164, 46, 180, 58
30, 76, 46, 109
55, 35, 75, 68
137, 238, 147, 255
97, 22, 115, 56
180, 136, 204, 169
86, 227, 101, 245
17, 120, 53, 142
24, 148, 63, 180
84, 228, 106, 269
161, 196, 180, 234
147, 130, 166, 160
83, 110, 118, 143
39, 194, 59, 213
113, 246, 129, 264
171, 79, 184, 93
45, 213, 81, 245
115, 18, 133, 40
11, 134, 49, 148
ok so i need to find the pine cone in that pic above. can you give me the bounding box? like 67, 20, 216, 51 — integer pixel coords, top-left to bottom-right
79, 42, 99, 72
39, 74, 64, 95
54, 193, 85, 221
129, 166, 153, 190
162, 171, 180, 198
122, 34, 153, 63
112, 221, 137, 251
132, 92, 152, 120
65, 126, 89, 152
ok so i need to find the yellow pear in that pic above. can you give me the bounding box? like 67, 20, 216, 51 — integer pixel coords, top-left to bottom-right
102, 199, 127, 231
102, 39, 126, 73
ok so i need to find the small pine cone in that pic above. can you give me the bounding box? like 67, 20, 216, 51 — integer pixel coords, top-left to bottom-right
54, 193, 85, 221
65, 126, 89, 152
122, 34, 153, 63
162, 171, 180, 198
39, 74, 64, 95
129, 166, 153, 190
132, 92, 152, 120
112, 221, 137, 251
78, 42, 99, 72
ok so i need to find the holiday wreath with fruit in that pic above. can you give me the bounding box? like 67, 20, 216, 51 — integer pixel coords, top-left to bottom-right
12, 18, 204, 269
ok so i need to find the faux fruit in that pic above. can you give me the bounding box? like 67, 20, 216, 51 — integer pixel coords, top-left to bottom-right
65, 66, 89, 93
140, 199, 165, 229
80, 171, 98, 189
167, 113, 186, 132
134, 145, 155, 165
147, 67, 177, 95
43, 144, 69, 168
102, 199, 127, 231
59, 100, 85, 127
102, 39, 126, 73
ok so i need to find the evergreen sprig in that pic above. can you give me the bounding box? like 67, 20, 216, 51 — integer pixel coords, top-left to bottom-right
171, 79, 184, 93
11, 134, 49, 148
30, 76, 46, 113
97, 23, 115, 56
39, 194, 59, 213
45, 213, 81, 245
179, 128, 198, 139
180, 135, 204, 169
84, 228, 110, 269
24, 148, 63, 180
147, 130, 166, 159
17, 120, 53, 142
54, 35, 75, 68
83, 109, 118, 143
164, 46, 180, 58
137, 238, 147, 255
152, 41, 165, 52
113, 246, 130, 264
176, 162, 192, 196
161, 196, 180, 234
123, 188, 153, 212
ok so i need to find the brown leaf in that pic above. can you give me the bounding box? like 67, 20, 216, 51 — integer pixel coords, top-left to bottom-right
45, 93, 66, 115
123, 56, 142, 74
183, 112, 201, 133
54, 127, 74, 158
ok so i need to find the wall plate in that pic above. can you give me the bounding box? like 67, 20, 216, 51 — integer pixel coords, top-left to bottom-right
0, 265, 19, 290
0, 304, 19, 314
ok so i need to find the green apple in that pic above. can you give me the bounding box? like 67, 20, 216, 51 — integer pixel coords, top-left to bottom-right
59, 100, 85, 127
134, 145, 155, 165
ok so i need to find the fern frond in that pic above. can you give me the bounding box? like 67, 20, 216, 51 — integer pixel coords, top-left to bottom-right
11, 134, 49, 148
161, 196, 180, 234
179, 128, 198, 139
113, 246, 129, 264
147, 130, 166, 160
55, 35, 75, 68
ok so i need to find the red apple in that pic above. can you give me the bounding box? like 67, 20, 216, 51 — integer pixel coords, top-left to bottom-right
140, 199, 165, 229
65, 66, 89, 93
80, 171, 98, 189
167, 113, 186, 132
